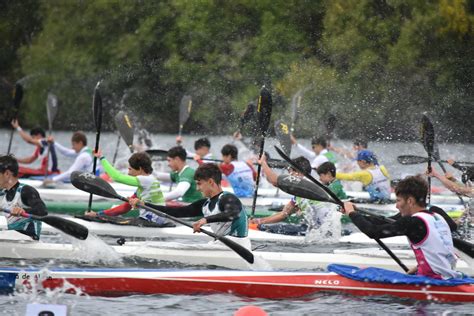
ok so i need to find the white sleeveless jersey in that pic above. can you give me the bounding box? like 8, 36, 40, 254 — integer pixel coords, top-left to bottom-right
365, 166, 391, 200
410, 212, 462, 279
1, 184, 28, 227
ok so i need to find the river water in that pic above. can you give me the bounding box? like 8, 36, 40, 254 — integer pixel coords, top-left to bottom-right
0, 130, 473, 315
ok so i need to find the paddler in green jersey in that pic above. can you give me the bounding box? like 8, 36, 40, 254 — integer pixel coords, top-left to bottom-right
154, 146, 203, 203
85, 151, 174, 227
316, 162, 347, 200
251, 155, 346, 237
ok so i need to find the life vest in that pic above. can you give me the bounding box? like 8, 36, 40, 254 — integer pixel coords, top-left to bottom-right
225, 161, 254, 197
364, 166, 391, 201
135, 174, 166, 224
202, 192, 248, 237
410, 212, 462, 279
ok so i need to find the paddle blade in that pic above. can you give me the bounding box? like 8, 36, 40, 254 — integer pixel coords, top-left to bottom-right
41, 215, 89, 240
92, 81, 103, 131
115, 111, 134, 152
12, 83, 23, 109
71, 171, 122, 200
397, 155, 429, 165
325, 114, 337, 141
420, 114, 435, 157
145, 149, 168, 161
257, 86, 273, 137
46, 93, 59, 129
179, 95, 192, 129
274, 120, 292, 156
277, 174, 335, 204
453, 237, 474, 258
217, 236, 254, 264
290, 89, 303, 128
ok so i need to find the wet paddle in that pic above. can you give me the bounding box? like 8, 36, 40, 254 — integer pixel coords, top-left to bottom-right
325, 114, 337, 145
397, 155, 473, 166
274, 120, 292, 156
420, 115, 465, 205
177, 95, 192, 145
70, 171, 254, 264
114, 111, 134, 154
87, 81, 103, 212
290, 89, 303, 132
2, 209, 88, 240
250, 86, 273, 216
6, 83, 24, 155
274, 146, 410, 272
44, 93, 59, 178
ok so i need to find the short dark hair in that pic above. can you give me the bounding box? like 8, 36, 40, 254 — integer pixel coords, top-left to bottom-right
194, 163, 222, 185
30, 127, 46, 138
71, 131, 87, 146
311, 137, 327, 148
167, 146, 187, 161
221, 144, 238, 160
353, 138, 368, 148
317, 161, 337, 177
394, 175, 428, 207
194, 138, 211, 151
128, 152, 153, 174
290, 156, 312, 175
0, 155, 19, 177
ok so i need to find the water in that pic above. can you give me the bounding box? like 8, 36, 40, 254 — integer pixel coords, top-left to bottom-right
1, 130, 473, 314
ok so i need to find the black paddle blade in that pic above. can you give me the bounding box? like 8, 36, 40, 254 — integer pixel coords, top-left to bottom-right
257, 86, 273, 137
13, 83, 23, 108
46, 93, 59, 129
274, 120, 292, 156
420, 114, 434, 156
277, 174, 334, 204
325, 114, 337, 141
92, 81, 103, 131
71, 171, 122, 200
179, 95, 192, 128
40, 215, 89, 240
217, 236, 254, 264
453, 237, 474, 258
145, 149, 168, 161
115, 111, 134, 152
397, 155, 429, 165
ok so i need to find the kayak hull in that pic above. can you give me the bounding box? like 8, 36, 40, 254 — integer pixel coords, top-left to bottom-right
3, 268, 473, 302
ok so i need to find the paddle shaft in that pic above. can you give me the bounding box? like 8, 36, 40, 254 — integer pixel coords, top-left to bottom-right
112, 134, 121, 165
87, 130, 101, 211
398, 155, 473, 166
251, 137, 265, 216
275, 146, 409, 272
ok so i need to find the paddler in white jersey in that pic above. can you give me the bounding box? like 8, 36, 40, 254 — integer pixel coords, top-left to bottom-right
290, 135, 338, 177
343, 175, 462, 279
176, 136, 215, 162
0, 155, 47, 240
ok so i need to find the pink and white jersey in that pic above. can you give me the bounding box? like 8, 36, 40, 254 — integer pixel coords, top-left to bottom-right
410, 212, 462, 279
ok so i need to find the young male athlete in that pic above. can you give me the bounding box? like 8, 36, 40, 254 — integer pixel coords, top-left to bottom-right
131, 163, 248, 238
291, 135, 337, 173
11, 119, 59, 177
343, 175, 462, 279
251, 156, 345, 237
86, 151, 174, 227
336, 150, 391, 202
153, 146, 203, 202
44, 132, 93, 184
176, 136, 214, 161
0, 155, 47, 240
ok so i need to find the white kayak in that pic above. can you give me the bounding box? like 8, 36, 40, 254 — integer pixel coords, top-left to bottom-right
0, 231, 471, 274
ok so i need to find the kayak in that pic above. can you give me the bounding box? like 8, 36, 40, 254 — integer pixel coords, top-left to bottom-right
0, 231, 471, 274
2, 266, 473, 302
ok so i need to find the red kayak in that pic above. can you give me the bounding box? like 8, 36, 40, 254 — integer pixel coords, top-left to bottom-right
2, 268, 473, 302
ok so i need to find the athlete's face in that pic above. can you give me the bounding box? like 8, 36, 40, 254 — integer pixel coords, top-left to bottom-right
357, 160, 369, 169
71, 141, 83, 153
319, 172, 332, 185
167, 157, 180, 171
221, 154, 232, 164
0, 170, 13, 189
128, 166, 141, 176
395, 195, 413, 216
195, 147, 209, 158
312, 144, 323, 155
196, 178, 214, 197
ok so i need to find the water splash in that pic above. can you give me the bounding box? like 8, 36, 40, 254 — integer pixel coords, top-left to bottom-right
304, 205, 342, 244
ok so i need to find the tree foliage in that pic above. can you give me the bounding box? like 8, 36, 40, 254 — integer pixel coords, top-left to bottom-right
1, 0, 472, 142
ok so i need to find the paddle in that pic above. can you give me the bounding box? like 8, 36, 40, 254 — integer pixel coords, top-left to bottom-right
274, 120, 292, 156
420, 115, 465, 205
325, 114, 337, 144
290, 89, 303, 132
249, 86, 273, 216
177, 95, 192, 145
274, 146, 410, 272
2, 209, 88, 240
87, 81, 103, 212
113, 111, 134, 161
145, 149, 287, 169
70, 171, 254, 264
6, 83, 24, 155
398, 155, 474, 166
44, 93, 59, 178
